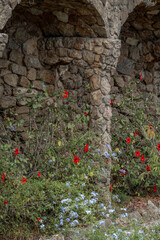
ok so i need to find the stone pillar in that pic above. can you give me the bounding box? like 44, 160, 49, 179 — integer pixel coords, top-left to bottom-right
89, 38, 121, 201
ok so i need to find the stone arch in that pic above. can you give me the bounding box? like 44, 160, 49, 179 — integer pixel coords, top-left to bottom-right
0, 0, 121, 201
110, 0, 160, 178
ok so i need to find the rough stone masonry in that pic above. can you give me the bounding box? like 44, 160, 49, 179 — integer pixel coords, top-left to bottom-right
0, 0, 160, 201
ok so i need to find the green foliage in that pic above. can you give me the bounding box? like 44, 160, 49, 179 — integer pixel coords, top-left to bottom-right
0, 87, 109, 239
110, 77, 160, 196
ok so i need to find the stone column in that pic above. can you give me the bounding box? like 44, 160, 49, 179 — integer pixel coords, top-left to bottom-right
89, 38, 121, 201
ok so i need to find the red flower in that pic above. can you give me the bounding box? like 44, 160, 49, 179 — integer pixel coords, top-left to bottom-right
109, 184, 112, 192
37, 172, 40, 177
63, 91, 68, 98
4, 200, 8, 204
106, 159, 109, 163
15, 148, 19, 155
134, 131, 138, 137
73, 156, 79, 164
139, 74, 142, 80
135, 151, 140, 157
110, 99, 114, 105
141, 155, 145, 162
120, 169, 127, 176
84, 144, 89, 152
157, 144, 160, 151
2, 173, 6, 182
147, 165, 151, 171
148, 124, 153, 130
38, 218, 42, 222
126, 137, 131, 143
84, 112, 88, 117
153, 186, 156, 192
21, 177, 27, 185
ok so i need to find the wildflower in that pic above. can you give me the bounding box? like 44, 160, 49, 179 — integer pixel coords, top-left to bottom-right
102, 212, 105, 215
75, 198, 80, 202
66, 218, 70, 222
2, 173, 6, 182
75, 204, 79, 209
70, 220, 79, 226
84, 144, 89, 152
106, 214, 109, 217
100, 203, 104, 207
84, 112, 88, 117
120, 169, 127, 176
109, 208, 115, 213
43, 217, 47, 220
139, 74, 142, 80
69, 211, 79, 218
61, 198, 72, 204
66, 183, 70, 187
112, 233, 118, 239
89, 172, 94, 177
106, 159, 110, 163
15, 148, 19, 155
111, 99, 114, 105
48, 160, 52, 163
121, 208, 127, 211
63, 90, 68, 98
9, 126, 15, 131
86, 210, 91, 214
21, 177, 27, 185
79, 193, 85, 200
126, 137, 131, 143
53, 201, 56, 204
103, 150, 110, 158
89, 198, 98, 204
73, 156, 79, 164
147, 165, 151, 171
139, 230, 143, 234
82, 183, 85, 187
135, 150, 140, 157
91, 191, 99, 197
141, 155, 145, 162
4, 200, 8, 204
59, 214, 63, 219
152, 230, 156, 233
88, 165, 91, 170
134, 131, 138, 137
40, 224, 45, 228
157, 144, 160, 151
38, 218, 42, 223
109, 184, 112, 192
60, 219, 63, 226
37, 172, 40, 177
153, 186, 156, 192
55, 224, 59, 227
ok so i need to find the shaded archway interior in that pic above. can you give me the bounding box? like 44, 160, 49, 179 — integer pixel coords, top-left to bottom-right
111, 2, 160, 130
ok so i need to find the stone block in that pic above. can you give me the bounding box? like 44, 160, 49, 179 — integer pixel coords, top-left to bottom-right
68, 49, 82, 60
90, 90, 102, 106
23, 37, 38, 55
19, 76, 30, 88
90, 74, 100, 90
27, 68, 36, 81
32, 80, 45, 91
82, 51, 94, 65
0, 85, 4, 98
37, 70, 57, 84
0, 59, 10, 69
100, 78, 111, 95
126, 37, 139, 46
117, 58, 135, 75
0, 96, 16, 109
13, 87, 38, 98
9, 49, 23, 65
15, 106, 30, 114
4, 73, 18, 87
24, 56, 42, 69
11, 63, 27, 76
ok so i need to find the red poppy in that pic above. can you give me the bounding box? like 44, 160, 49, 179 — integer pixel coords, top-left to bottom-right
148, 124, 153, 130
147, 165, 151, 171
134, 131, 138, 137
109, 184, 112, 192
63, 91, 69, 98
153, 186, 156, 192
60, 179, 62, 181
141, 155, 145, 162
4, 200, 8, 204
157, 144, 160, 151
38, 218, 42, 222
21, 177, 27, 185
135, 151, 140, 157
15, 148, 19, 155
120, 169, 127, 176
84, 112, 88, 117
2, 173, 6, 182
126, 137, 131, 143
73, 156, 79, 164
84, 144, 89, 152
37, 172, 40, 177
139, 74, 142, 80
110, 99, 114, 105
106, 159, 109, 163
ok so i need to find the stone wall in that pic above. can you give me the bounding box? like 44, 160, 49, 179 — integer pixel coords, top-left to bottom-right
111, 2, 160, 133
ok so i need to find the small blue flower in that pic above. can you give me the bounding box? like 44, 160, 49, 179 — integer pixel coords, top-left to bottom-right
70, 220, 79, 226
75, 198, 80, 202
66, 218, 70, 222
65, 168, 67, 170
102, 212, 105, 216
53, 201, 56, 204
59, 214, 63, 219
89, 146, 91, 149
109, 209, 115, 213
100, 203, 104, 207
75, 204, 79, 209
60, 219, 63, 226
61, 198, 72, 204
112, 233, 118, 239
66, 183, 70, 186
86, 210, 91, 214
40, 224, 45, 228
49, 160, 52, 163
9, 126, 15, 131
79, 193, 85, 199
88, 166, 91, 170
152, 230, 156, 233
82, 183, 85, 187
106, 144, 110, 148
99, 220, 105, 226
106, 214, 109, 217
55, 224, 59, 227
43, 216, 47, 220
91, 160, 94, 163
139, 230, 143, 234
